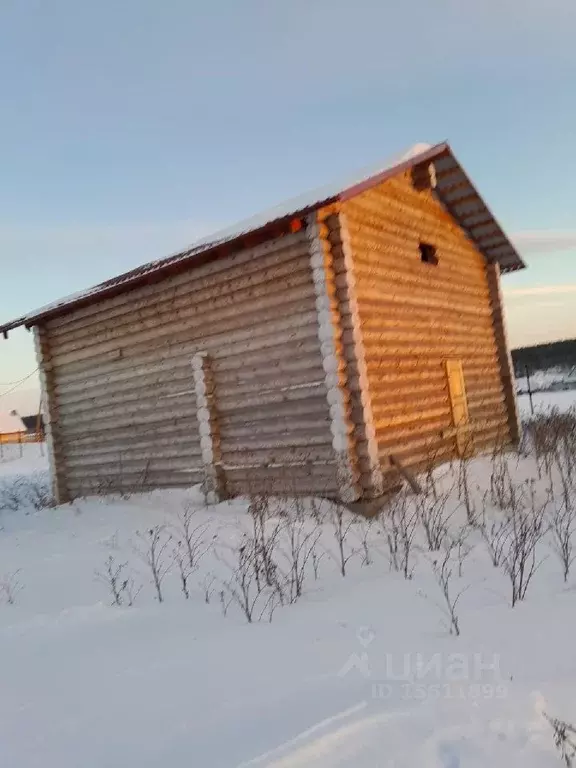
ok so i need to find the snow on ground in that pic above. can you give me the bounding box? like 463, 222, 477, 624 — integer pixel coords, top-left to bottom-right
0, 442, 48, 478
2, 431, 576, 765
516, 367, 576, 395
518, 389, 576, 417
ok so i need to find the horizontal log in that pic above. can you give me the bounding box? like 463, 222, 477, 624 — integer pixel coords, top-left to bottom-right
56, 406, 199, 439
362, 346, 499, 366
52, 326, 323, 381
66, 467, 203, 485
352, 286, 492, 318
51, 301, 320, 369
58, 388, 196, 421
333, 237, 485, 291
63, 437, 203, 462
61, 419, 201, 450
219, 399, 330, 429
221, 444, 336, 468
340, 310, 495, 338
51, 274, 317, 356
221, 432, 334, 453
221, 416, 331, 442
64, 453, 201, 472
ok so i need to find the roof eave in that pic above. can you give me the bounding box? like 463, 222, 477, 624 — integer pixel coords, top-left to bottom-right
0, 141, 525, 336
9, 200, 336, 332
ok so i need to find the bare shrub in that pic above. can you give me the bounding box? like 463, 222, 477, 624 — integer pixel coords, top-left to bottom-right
280, 510, 320, 602
457, 456, 477, 525
544, 711, 576, 767
134, 526, 172, 603
123, 576, 142, 606
248, 494, 283, 590
384, 491, 418, 579
490, 450, 518, 511
172, 544, 193, 599
0, 474, 53, 513
0, 570, 23, 605
416, 478, 455, 552
200, 573, 216, 604
95, 556, 141, 606
170, 503, 209, 572
311, 546, 325, 580
217, 534, 279, 623
452, 525, 473, 578
549, 497, 576, 583
524, 408, 576, 483
479, 496, 511, 568
355, 517, 378, 567
384, 505, 401, 572
330, 505, 357, 577
499, 482, 549, 607
428, 543, 469, 636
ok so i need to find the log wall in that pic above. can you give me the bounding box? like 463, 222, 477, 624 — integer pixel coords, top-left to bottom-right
42, 230, 338, 500
340, 171, 514, 474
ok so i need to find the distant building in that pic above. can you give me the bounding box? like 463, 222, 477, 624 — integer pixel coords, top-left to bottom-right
0, 143, 524, 505
0, 412, 26, 444
21, 414, 46, 440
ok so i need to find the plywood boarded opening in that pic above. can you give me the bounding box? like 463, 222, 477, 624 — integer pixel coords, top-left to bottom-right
445, 359, 472, 456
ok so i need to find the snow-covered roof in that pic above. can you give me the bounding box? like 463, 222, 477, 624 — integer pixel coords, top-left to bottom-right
0, 142, 524, 335
0, 411, 25, 434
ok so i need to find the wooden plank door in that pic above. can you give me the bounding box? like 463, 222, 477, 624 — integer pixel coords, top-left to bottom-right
445, 359, 471, 456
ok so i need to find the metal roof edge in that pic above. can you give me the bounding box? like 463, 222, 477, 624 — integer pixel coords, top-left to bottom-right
0, 141, 525, 336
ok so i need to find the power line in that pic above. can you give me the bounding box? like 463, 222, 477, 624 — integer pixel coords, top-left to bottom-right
0, 375, 35, 386
0, 369, 39, 400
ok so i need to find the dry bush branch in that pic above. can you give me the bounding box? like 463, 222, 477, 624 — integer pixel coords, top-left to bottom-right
549, 497, 576, 583
0, 569, 23, 605
217, 534, 280, 623
279, 512, 321, 602
499, 482, 550, 607
428, 543, 470, 636
384, 491, 418, 579
170, 503, 210, 572
95, 556, 141, 606
479, 494, 511, 568
416, 476, 456, 552
544, 711, 576, 767
330, 505, 357, 577
200, 573, 216, 604
134, 526, 172, 603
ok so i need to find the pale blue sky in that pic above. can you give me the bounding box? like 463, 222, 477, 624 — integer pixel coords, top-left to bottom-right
1, 0, 576, 410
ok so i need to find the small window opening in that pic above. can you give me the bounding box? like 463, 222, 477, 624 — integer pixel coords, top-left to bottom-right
419, 242, 438, 265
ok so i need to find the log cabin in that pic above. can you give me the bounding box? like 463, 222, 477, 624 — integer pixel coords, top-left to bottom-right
0, 143, 525, 506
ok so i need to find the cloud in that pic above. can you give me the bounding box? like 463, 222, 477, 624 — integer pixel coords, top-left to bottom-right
511, 231, 576, 255
504, 285, 576, 299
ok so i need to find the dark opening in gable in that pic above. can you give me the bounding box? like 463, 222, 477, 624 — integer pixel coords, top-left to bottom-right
419, 242, 438, 265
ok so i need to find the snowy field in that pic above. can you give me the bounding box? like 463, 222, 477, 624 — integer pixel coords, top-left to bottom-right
2, 419, 576, 766
516, 367, 576, 395
518, 389, 576, 417
0, 442, 48, 478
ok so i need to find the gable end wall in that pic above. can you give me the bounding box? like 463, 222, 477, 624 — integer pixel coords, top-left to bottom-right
340, 171, 514, 471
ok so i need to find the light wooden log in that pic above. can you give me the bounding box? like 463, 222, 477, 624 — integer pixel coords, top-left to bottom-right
332, 212, 383, 496
306, 212, 361, 503
33, 326, 69, 504
191, 352, 227, 504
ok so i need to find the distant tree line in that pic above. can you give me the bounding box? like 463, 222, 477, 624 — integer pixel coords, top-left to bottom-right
512, 339, 576, 376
